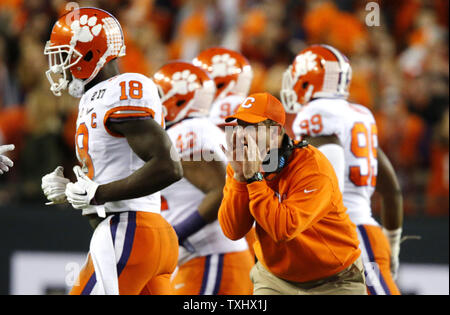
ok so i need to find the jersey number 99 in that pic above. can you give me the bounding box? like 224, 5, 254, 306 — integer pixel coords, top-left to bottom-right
299, 114, 324, 135
349, 122, 377, 187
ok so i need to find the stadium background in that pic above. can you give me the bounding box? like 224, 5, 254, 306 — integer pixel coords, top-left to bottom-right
0, 0, 448, 295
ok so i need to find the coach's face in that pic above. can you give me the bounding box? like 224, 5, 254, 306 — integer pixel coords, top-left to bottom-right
236, 120, 283, 155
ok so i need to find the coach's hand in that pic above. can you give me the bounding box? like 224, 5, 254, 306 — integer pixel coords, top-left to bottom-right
66, 166, 100, 209
42, 166, 70, 205
242, 130, 262, 179
222, 127, 246, 182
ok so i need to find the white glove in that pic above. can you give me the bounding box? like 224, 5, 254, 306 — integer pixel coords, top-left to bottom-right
0, 144, 14, 175
65, 166, 99, 210
383, 227, 402, 280
41, 166, 70, 205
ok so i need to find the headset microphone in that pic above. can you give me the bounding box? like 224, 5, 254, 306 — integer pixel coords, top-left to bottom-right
262, 135, 308, 176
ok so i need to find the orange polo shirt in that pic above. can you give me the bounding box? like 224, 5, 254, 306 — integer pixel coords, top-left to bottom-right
218, 143, 361, 283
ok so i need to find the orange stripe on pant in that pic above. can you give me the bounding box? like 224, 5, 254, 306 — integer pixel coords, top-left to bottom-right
70, 211, 178, 295
357, 224, 401, 295
172, 250, 254, 295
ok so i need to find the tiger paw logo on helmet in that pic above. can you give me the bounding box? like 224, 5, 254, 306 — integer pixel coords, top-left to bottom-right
70, 15, 103, 43
210, 54, 239, 78
294, 51, 318, 79
170, 70, 201, 95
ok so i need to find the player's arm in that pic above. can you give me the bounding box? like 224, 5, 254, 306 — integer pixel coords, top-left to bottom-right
376, 147, 403, 230
171, 157, 226, 244
303, 135, 345, 192
182, 158, 226, 222
93, 118, 183, 204
376, 147, 403, 279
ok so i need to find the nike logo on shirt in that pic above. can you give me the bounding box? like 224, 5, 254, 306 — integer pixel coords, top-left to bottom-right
174, 283, 185, 290
304, 189, 318, 193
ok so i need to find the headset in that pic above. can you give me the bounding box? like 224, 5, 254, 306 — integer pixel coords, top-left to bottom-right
262, 134, 308, 178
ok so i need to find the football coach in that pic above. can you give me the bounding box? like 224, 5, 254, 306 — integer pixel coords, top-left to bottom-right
218, 92, 367, 295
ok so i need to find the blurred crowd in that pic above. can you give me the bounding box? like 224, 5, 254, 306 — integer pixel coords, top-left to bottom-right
0, 0, 448, 216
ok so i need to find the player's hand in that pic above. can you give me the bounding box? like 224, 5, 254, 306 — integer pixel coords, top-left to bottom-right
41, 166, 70, 205
383, 227, 402, 280
0, 144, 14, 175
65, 166, 100, 209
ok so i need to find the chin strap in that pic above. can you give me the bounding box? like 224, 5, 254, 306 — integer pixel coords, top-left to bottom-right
68, 47, 112, 98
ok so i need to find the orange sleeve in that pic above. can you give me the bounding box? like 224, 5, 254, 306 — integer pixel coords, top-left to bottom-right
103, 106, 156, 137
247, 169, 335, 242
218, 165, 255, 241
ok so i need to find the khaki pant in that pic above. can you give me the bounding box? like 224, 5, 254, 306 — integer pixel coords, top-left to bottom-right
250, 257, 367, 295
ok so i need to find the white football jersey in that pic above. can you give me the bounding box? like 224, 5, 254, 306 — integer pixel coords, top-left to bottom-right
75, 72, 165, 216
209, 94, 245, 126
292, 98, 379, 226
161, 117, 248, 264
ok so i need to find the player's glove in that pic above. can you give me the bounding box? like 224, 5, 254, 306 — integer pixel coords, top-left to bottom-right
41, 166, 70, 205
65, 166, 100, 210
172, 211, 207, 253
383, 227, 402, 280
0, 144, 14, 175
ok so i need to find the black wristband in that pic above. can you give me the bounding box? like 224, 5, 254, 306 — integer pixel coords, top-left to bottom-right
246, 172, 264, 184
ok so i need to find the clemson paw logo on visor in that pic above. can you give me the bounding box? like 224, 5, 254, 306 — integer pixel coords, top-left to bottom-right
294, 51, 318, 79
210, 54, 239, 78
170, 70, 201, 95
70, 15, 103, 43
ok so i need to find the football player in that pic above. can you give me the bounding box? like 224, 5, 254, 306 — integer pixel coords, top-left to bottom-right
193, 47, 253, 129
281, 44, 403, 295
41, 8, 182, 295
153, 61, 254, 295
0, 144, 14, 175
193, 47, 257, 257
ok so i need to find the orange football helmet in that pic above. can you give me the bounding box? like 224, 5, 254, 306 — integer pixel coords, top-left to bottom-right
193, 47, 253, 100
281, 44, 352, 113
153, 62, 216, 126
44, 7, 126, 97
